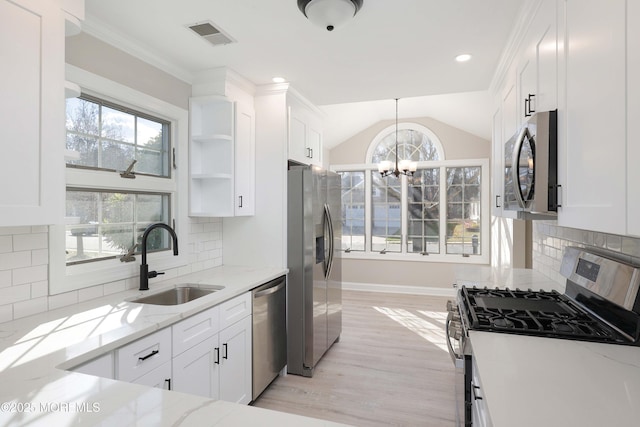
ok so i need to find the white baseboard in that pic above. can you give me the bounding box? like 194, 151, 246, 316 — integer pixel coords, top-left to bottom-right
342, 282, 457, 297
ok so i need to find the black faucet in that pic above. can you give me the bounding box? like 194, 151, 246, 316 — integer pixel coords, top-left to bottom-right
139, 222, 179, 291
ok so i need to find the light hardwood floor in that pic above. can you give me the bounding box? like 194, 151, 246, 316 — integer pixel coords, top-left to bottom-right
252, 290, 456, 426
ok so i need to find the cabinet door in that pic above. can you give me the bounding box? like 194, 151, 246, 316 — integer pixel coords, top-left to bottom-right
116, 328, 172, 382
71, 352, 114, 379
289, 107, 309, 164
628, 1, 640, 237
219, 315, 252, 405
234, 101, 255, 216
491, 106, 504, 217
131, 361, 172, 390
0, 0, 64, 226
307, 125, 322, 167
172, 334, 220, 399
558, 0, 626, 234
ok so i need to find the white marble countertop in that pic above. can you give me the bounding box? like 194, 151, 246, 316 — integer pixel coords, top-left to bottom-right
470, 331, 640, 427
0, 265, 348, 426
456, 266, 640, 427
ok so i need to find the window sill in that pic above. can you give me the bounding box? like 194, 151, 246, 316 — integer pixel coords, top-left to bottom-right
341, 251, 489, 265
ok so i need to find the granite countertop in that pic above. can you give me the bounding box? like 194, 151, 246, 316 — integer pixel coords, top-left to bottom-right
0, 265, 348, 426
455, 265, 640, 426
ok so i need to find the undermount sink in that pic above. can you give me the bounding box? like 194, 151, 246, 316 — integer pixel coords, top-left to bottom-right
131, 284, 225, 306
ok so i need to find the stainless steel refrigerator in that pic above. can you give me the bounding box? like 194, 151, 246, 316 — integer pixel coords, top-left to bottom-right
287, 165, 342, 377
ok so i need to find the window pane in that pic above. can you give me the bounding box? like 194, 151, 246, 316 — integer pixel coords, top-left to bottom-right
446, 167, 482, 255
339, 171, 366, 252
65, 95, 170, 177
371, 173, 401, 253
370, 129, 441, 164
406, 169, 440, 254
66, 190, 171, 265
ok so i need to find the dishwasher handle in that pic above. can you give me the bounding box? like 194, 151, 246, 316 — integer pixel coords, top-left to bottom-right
253, 280, 285, 298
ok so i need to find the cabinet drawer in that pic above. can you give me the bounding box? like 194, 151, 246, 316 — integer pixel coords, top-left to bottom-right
173, 305, 220, 356
116, 328, 171, 382
219, 292, 251, 329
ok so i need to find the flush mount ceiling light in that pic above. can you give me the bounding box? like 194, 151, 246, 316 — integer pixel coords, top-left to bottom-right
455, 53, 472, 62
297, 0, 363, 32
378, 99, 417, 178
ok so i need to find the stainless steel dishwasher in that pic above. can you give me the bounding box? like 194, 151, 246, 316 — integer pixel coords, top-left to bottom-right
252, 275, 287, 400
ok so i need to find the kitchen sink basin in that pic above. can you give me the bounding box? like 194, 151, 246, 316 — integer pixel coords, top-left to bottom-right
131, 284, 225, 306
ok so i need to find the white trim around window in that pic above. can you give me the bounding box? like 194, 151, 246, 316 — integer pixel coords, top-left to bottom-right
49, 65, 189, 295
332, 158, 490, 265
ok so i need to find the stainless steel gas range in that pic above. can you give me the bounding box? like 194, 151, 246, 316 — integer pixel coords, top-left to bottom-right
446, 247, 640, 426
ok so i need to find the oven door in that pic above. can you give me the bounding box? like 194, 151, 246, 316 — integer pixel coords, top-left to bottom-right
446, 311, 472, 426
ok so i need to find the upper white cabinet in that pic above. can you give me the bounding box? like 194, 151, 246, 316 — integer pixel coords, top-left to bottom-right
287, 92, 323, 167
557, 0, 627, 234
516, 0, 558, 123
491, 0, 557, 219
627, 1, 640, 237
189, 95, 255, 217
0, 0, 66, 226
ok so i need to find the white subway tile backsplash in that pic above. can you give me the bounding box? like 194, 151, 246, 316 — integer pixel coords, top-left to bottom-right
0, 214, 224, 323
0, 271, 11, 289
31, 280, 48, 298
0, 251, 31, 271
31, 249, 48, 266
13, 233, 47, 251
48, 291, 79, 310
14, 297, 48, 320
78, 285, 104, 303
13, 265, 47, 286
0, 236, 12, 254
0, 226, 31, 236
0, 304, 12, 323
0, 284, 31, 305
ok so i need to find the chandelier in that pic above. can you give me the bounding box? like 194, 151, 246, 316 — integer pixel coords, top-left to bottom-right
378, 98, 417, 177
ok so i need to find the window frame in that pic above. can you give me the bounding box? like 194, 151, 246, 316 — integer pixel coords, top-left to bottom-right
49, 65, 189, 295
334, 121, 490, 264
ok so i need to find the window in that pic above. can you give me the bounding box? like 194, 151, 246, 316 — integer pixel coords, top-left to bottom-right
340, 171, 365, 252
336, 122, 489, 263
64, 96, 173, 265
66, 95, 171, 177
50, 66, 189, 295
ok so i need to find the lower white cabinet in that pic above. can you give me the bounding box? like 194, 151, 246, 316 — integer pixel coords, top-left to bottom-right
171, 293, 252, 404
172, 335, 220, 399
131, 361, 172, 390
218, 315, 252, 404
71, 352, 114, 379
472, 358, 493, 427
68, 291, 253, 404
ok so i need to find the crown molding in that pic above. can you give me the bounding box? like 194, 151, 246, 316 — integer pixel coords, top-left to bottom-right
82, 14, 195, 84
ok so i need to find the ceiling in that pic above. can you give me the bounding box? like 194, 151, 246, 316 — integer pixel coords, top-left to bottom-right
83, 0, 526, 147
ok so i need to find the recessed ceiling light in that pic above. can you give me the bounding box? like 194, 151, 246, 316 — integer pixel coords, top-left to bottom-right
456, 54, 472, 62
272, 77, 286, 83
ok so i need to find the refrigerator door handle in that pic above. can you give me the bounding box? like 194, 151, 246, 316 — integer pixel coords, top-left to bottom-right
324, 203, 335, 280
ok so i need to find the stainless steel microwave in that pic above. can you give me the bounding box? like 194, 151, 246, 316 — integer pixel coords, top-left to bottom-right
503, 110, 558, 218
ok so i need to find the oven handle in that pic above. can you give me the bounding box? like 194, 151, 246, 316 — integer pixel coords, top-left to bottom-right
445, 311, 463, 365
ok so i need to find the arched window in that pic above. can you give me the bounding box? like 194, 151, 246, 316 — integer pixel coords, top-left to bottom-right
335, 121, 489, 263
366, 123, 445, 164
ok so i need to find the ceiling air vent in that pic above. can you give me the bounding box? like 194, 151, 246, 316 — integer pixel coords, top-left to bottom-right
187, 21, 236, 47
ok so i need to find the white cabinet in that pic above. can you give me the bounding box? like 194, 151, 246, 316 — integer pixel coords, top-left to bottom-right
0, 0, 65, 226
218, 315, 252, 404
131, 361, 171, 390
471, 358, 493, 427
288, 92, 323, 167
189, 96, 255, 217
557, 0, 626, 234
71, 352, 114, 379
627, 1, 640, 237
171, 292, 252, 404
116, 328, 172, 383
172, 334, 220, 399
